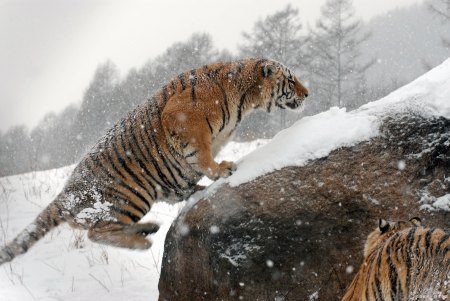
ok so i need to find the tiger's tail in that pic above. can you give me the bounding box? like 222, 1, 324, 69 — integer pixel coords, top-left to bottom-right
0, 198, 65, 265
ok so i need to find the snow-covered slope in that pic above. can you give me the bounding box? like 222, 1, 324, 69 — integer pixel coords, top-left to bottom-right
0, 140, 267, 301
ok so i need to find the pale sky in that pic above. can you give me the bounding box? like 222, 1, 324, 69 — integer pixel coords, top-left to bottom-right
0, 0, 424, 131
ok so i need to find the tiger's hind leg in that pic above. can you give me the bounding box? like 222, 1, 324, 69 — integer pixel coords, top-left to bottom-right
87, 223, 154, 250
123, 222, 160, 236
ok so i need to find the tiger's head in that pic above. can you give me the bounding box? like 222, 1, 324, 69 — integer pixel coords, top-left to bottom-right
259, 60, 309, 113
363, 217, 422, 257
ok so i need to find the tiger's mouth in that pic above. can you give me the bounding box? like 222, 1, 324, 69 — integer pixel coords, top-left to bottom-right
283, 97, 305, 111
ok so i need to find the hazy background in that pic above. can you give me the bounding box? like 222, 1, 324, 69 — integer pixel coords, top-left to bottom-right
0, 0, 449, 177
0, 0, 425, 131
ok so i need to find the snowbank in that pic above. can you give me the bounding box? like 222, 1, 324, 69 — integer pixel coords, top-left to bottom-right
361, 57, 450, 118
228, 107, 379, 186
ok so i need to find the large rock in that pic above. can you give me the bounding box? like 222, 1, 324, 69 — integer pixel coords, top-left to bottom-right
158, 114, 450, 301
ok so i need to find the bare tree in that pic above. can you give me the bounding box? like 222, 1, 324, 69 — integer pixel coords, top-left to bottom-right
429, 0, 450, 20
74, 60, 119, 151
154, 32, 231, 79
239, 4, 306, 69
30, 105, 79, 171
0, 126, 32, 176
309, 0, 373, 109
428, 0, 450, 48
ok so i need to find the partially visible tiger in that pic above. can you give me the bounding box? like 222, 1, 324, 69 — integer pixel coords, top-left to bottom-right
342, 217, 449, 301
0, 58, 309, 265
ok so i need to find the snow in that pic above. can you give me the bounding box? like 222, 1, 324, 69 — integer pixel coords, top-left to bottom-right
430, 194, 450, 211
1, 58, 450, 300
75, 200, 114, 225
361, 57, 450, 119
420, 193, 450, 212
227, 107, 379, 186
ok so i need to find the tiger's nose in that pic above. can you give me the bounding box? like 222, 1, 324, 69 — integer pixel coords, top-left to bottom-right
302, 87, 309, 98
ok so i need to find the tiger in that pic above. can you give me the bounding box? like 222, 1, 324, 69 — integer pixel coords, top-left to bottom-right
342, 217, 449, 301
0, 58, 309, 265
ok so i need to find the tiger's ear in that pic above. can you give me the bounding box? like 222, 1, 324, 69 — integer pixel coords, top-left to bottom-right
379, 219, 390, 233
409, 217, 421, 226
263, 63, 276, 78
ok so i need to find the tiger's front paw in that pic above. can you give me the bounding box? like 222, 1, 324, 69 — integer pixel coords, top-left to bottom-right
204, 161, 237, 180
217, 160, 237, 178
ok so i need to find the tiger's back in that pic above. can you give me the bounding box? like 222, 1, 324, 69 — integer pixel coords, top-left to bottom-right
0, 58, 309, 264
342, 219, 450, 301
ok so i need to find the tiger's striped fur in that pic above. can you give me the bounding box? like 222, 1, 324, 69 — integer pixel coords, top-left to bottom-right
0, 58, 309, 264
342, 218, 450, 301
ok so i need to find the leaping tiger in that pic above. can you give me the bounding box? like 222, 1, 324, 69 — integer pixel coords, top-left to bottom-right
342, 217, 449, 301
0, 58, 309, 265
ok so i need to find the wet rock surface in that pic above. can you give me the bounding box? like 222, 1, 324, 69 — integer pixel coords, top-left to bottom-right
158, 114, 450, 301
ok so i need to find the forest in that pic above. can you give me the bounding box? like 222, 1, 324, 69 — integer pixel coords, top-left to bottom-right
0, 0, 449, 177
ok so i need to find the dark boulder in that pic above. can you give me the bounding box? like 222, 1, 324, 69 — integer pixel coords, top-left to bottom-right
158, 114, 450, 301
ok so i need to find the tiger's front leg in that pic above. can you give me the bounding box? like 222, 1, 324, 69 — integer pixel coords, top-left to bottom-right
163, 114, 236, 180
186, 126, 236, 180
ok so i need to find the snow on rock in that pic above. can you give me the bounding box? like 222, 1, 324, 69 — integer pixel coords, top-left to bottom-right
228, 107, 379, 186
430, 194, 450, 211
420, 192, 450, 212
361, 57, 450, 118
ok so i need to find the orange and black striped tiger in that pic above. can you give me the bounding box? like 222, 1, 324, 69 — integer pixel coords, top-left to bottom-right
0, 58, 309, 264
342, 217, 449, 301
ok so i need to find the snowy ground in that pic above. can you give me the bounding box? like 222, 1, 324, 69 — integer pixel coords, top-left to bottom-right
0, 140, 267, 301
1, 58, 450, 300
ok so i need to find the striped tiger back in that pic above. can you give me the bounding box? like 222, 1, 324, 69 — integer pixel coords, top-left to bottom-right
0, 58, 309, 264
342, 218, 450, 301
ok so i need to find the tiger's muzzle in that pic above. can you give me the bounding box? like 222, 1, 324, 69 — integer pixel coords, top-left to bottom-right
284, 94, 307, 111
